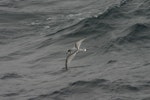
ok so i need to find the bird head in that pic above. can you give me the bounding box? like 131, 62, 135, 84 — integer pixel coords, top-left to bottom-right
67, 49, 72, 54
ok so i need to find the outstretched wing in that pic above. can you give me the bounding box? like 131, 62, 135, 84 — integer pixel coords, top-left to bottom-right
74, 38, 86, 50
65, 51, 78, 69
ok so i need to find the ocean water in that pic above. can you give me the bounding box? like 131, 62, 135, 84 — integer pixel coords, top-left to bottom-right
0, 0, 150, 100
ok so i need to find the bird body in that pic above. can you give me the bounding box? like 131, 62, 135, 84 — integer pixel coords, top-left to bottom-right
65, 38, 86, 70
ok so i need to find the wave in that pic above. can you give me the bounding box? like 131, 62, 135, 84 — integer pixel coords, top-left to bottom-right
143, 97, 150, 100
0, 50, 34, 61
133, 0, 150, 16
100, 22, 150, 52
114, 23, 150, 44
28, 78, 142, 100
38, 0, 150, 54
98, 0, 132, 20
45, 0, 144, 39
45, 0, 131, 38
0, 10, 44, 23
0, 72, 23, 80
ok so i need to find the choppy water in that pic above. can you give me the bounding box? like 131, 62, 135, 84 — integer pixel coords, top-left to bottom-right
0, 0, 150, 100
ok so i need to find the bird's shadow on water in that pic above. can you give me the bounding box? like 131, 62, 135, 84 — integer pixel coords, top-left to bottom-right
45, 68, 68, 75
45, 65, 90, 75
70, 65, 90, 69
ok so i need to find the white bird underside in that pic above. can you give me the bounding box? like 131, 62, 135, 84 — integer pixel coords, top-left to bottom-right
65, 38, 86, 70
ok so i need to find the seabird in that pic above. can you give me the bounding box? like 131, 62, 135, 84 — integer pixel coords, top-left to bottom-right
65, 38, 86, 70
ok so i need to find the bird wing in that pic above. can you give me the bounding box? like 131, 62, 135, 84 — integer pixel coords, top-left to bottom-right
75, 38, 86, 50
65, 50, 78, 68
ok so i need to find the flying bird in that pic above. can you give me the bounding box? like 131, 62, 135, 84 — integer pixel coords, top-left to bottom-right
65, 38, 86, 70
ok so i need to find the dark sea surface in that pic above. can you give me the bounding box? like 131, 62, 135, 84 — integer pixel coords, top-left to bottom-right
0, 0, 150, 100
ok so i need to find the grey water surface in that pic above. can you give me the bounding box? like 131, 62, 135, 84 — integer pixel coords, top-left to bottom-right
0, 0, 150, 100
